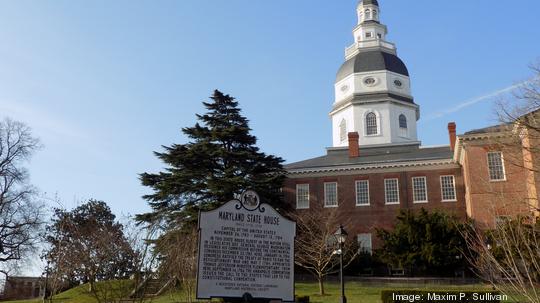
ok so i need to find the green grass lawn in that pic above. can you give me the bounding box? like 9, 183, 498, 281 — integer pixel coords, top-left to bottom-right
2, 281, 493, 303
294, 282, 494, 303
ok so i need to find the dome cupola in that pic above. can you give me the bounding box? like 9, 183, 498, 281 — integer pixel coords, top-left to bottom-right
330, 0, 421, 148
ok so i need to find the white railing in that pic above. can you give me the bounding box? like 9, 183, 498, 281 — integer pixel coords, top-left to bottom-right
345, 40, 396, 59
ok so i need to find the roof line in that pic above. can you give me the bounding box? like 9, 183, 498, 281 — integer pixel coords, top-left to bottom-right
287, 158, 455, 175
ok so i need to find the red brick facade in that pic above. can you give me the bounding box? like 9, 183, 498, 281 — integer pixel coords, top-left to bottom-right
284, 119, 540, 248
456, 123, 540, 228
284, 166, 467, 247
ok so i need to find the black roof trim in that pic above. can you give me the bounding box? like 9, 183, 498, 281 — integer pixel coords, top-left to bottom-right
361, 20, 380, 25
361, 0, 379, 6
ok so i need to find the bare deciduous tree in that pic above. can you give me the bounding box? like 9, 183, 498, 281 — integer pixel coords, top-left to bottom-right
463, 63, 540, 303
292, 207, 359, 295
464, 216, 540, 303
155, 227, 198, 303
0, 118, 43, 276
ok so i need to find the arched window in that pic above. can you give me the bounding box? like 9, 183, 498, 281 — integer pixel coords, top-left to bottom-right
365, 9, 371, 20
339, 119, 347, 142
399, 114, 407, 129
399, 114, 408, 137
366, 112, 378, 135
372, 10, 378, 20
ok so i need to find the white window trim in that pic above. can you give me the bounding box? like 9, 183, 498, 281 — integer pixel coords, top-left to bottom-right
487, 151, 507, 182
295, 184, 310, 209
384, 178, 400, 205
363, 110, 382, 137
398, 114, 409, 139
324, 182, 339, 208
412, 176, 428, 204
355, 180, 370, 206
440, 175, 457, 202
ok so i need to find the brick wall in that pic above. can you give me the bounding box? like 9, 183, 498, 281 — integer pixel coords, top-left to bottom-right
461, 137, 534, 227
284, 167, 466, 247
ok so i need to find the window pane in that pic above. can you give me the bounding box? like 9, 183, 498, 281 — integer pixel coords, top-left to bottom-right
296, 184, 310, 209
384, 179, 399, 204
324, 183, 338, 207
399, 114, 407, 128
441, 176, 456, 201
365, 9, 371, 19
356, 180, 369, 206
357, 233, 372, 254
366, 112, 378, 135
339, 119, 347, 142
412, 177, 427, 202
487, 152, 505, 181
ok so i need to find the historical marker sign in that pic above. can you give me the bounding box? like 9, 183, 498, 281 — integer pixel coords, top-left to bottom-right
196, 190, 296, 302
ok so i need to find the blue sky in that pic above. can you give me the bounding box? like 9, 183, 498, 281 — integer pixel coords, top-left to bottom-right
0, 0, 539, 218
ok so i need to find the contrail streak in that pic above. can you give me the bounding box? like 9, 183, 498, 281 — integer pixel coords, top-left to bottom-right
425, 78, 536, 120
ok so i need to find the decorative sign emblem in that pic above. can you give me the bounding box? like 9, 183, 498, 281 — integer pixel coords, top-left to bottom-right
196, 190, 296, 302
240, 190, 260, 211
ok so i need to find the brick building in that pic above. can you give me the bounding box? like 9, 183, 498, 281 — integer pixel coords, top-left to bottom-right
282, 0, 539, 252
0, 276, 43, 301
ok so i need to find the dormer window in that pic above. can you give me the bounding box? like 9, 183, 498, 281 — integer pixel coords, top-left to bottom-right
366, 112, 378, 135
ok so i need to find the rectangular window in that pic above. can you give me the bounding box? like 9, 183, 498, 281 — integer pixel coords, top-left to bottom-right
487, 152, 506, 181
384, 178, 400, 204
412, 177, 428, 203
495, 216, 511, 227
365, 32, 372, 38
296, 184, 310, 209
324, 182, 338, 207
357, 233, 372, 254
355, 180, 370, 206
440, 175, 457, 202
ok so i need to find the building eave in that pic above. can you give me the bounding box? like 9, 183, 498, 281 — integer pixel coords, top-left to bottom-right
458, 131, 512, 141
286, 158, 457, 177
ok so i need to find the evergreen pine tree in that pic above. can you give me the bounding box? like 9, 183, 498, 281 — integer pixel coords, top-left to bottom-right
137, 90, 287, 230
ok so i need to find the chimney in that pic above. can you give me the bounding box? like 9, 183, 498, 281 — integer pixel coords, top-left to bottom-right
348, 132, 360, 158
448, 122, 457, 151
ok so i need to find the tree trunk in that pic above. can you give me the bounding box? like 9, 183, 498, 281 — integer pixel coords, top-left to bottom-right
318, 275, 325, 295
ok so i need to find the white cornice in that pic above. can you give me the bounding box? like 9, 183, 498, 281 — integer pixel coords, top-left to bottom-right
286, 159, 457, 177
329, 96, 418, 117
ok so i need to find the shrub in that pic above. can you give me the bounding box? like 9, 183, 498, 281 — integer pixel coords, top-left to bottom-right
295, 295, 310, 303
